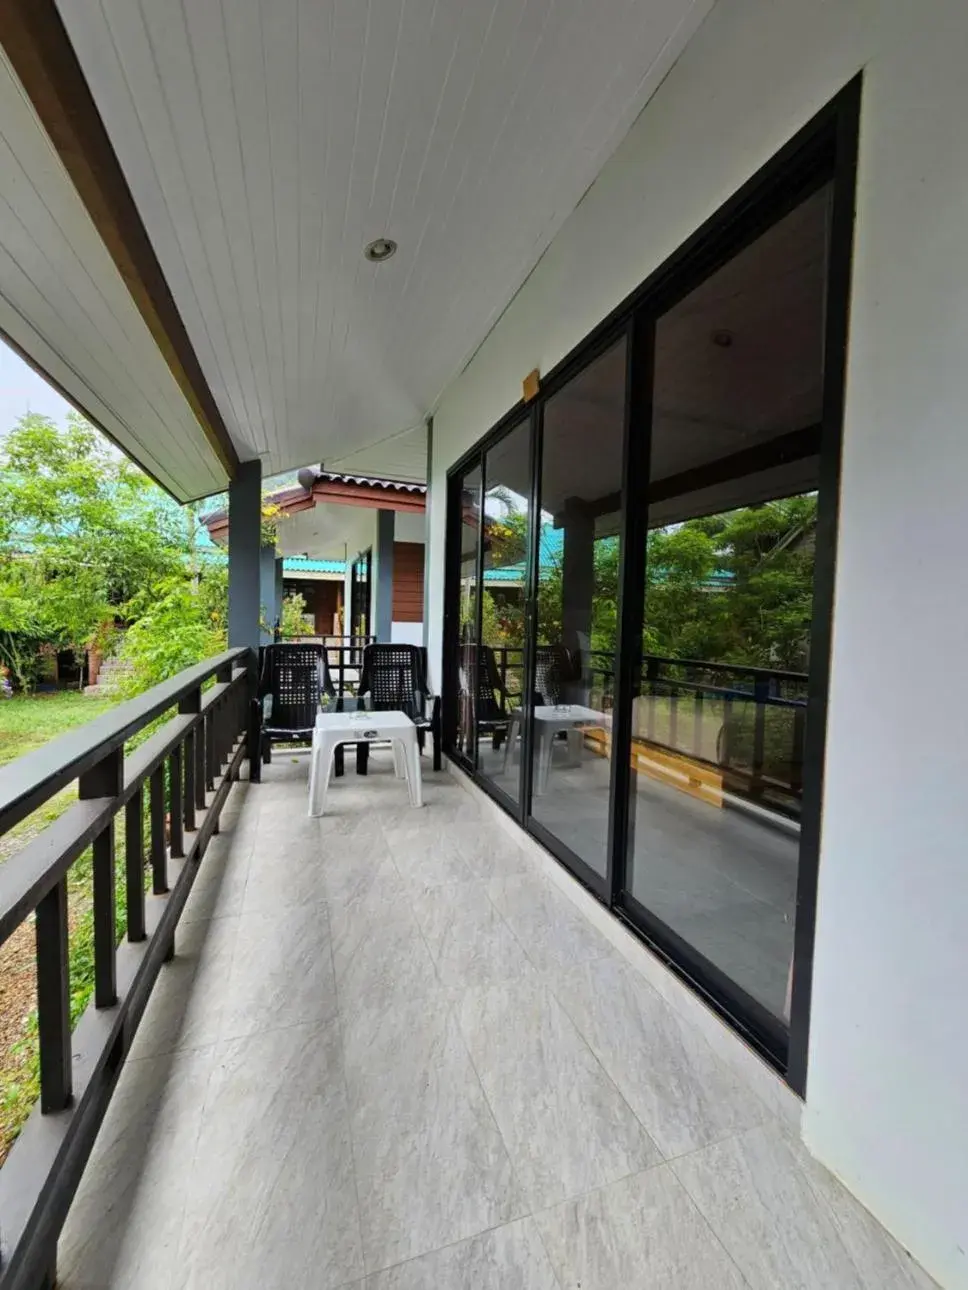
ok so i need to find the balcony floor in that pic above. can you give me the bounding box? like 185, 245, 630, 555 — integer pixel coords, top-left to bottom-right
59, 753, 933, 1289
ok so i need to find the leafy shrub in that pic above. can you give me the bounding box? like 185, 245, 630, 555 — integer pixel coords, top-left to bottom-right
117, 575, 226, 697
280, 591, 314, 638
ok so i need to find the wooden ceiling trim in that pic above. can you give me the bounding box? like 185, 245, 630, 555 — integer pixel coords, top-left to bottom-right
0, 0, 240, 477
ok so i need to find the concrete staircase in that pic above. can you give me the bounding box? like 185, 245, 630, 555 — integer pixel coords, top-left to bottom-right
84, 654, 132, 696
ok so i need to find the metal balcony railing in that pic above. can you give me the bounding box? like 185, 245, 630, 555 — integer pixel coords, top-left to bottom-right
0, 648, 258, 1290
482, 645, 808, 813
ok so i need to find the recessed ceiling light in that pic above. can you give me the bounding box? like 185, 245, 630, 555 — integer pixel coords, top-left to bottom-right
363, 237, 397, 263
711, 329, 734, 348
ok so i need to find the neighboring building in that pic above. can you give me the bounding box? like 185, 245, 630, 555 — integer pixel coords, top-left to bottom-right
201, 470, 427, 641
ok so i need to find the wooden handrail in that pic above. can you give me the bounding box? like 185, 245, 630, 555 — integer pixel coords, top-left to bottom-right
0, 648, 248, 837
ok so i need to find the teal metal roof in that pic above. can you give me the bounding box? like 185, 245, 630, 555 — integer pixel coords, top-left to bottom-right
192, 527, 345, 575
484, 566, 525, 583
283, 556, 345, 574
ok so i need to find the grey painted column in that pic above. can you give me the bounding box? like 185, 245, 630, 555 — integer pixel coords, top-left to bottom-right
259, 545, 276, 643
560, 497, 595, 666
228, 458, 262, 651
274, 557, 285, 625
372, 508, 395, 642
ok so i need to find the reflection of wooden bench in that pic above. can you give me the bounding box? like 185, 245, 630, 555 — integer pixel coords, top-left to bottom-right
633, 741, 723, 808
584, 730, 723, 808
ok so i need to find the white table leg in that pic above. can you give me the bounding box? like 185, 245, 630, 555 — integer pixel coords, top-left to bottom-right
565, 726, 583, 767
536, 728, 553, 795
308, 733, 337, 816
502, 711, 519, 773
405, 732, 423, 807
307, 729, 320, 816
392, 739, 407, 778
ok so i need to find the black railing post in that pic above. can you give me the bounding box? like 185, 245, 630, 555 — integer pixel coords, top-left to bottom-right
212, 696, 222, 777
751, 675, 769, 798
169, 744, 184, 859
183, 729, 196, 831
233, 680, 244, 777
205, 703, 216, 792
247, 648, 262, 783
210, 701, 221, 835
179, 686, 202, 828
149, 766, 167, 894
35, 876, 72, 1112
79, 747, 122, 1010
125, 784, 146, 941
693, 683, 704, 760
645, 656, 659, 742
195, 711, 206, 811
721, 693, 734, 767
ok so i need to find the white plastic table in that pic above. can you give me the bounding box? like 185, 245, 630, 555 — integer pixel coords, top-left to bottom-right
307, 710, 423, 816
504, 704, 610, 794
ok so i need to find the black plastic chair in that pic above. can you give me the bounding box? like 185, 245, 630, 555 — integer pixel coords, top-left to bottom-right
460, 644, 511, 750
355, 644, 442, 774
258, 643, 343, 773
534, 644, 573, 705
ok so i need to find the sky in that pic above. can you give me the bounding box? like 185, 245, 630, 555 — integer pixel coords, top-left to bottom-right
0, 338, 73, 431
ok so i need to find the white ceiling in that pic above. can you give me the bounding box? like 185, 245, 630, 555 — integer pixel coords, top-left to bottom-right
450, 181, 826, 543
276, 501, 375, 563
327, 421, 427, 485
0, 48, 228, 499
534, 186, 829, 524
54, 0, 712, 494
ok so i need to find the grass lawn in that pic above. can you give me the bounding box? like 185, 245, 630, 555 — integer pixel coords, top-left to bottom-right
0, 689, 120, 1162
0, 690, 115, 768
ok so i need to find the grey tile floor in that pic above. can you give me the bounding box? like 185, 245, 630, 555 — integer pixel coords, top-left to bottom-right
58, 753, 934, 1290
478, 741, 798, 1016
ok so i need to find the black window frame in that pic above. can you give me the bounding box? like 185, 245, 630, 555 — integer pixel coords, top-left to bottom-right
442, 76, 860, 1093
350, 547, 372, 640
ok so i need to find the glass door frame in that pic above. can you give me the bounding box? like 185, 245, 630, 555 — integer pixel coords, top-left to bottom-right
442, 464, 482, 773
350, 548, 371, 639
607, 95, 860, 1084
522, 319, 632, 903
441, 76, 860, 1093
443, 408, 539, 819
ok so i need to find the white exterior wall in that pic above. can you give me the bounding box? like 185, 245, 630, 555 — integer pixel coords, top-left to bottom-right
426, 2, 968, 1285
393, 510, 427, 544
390, 622, 423, 647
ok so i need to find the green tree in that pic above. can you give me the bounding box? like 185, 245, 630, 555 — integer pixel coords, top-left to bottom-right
0, 413, 190, 688
525, 494, 815, 671
0, 563, 49, 691
117, 576, 225, 696
280, 592, 313, 638
646, 495, 816, 669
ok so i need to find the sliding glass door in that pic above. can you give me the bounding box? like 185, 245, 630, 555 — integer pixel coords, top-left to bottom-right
528, 338, 628, 890
620, 184, 833, 1050
442, 85, 856, 1082
451, 463, 482, 765
477, 418, 532, 807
